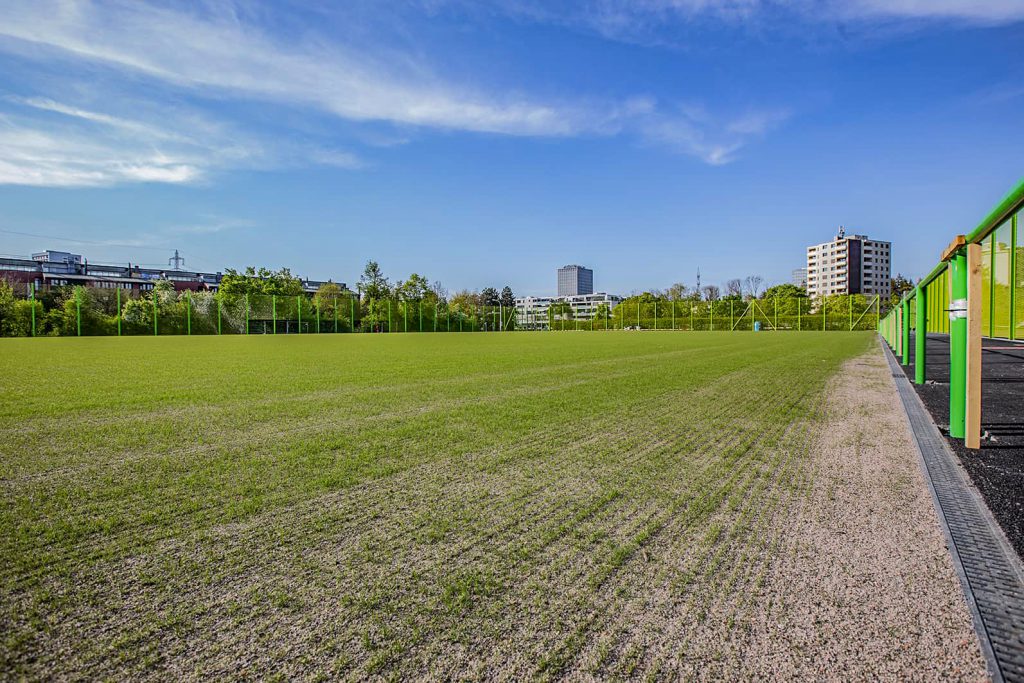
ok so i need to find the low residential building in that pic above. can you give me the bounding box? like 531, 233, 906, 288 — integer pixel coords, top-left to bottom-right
515, 292, 622, 330
0, 249, 349, 294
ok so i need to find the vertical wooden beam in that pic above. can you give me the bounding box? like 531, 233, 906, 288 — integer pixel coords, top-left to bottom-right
966, 242, 982, 449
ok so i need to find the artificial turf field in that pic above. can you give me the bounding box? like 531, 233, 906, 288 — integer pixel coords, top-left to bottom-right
1, 331, 875, 679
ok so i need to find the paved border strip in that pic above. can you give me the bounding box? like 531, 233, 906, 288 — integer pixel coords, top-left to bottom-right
882, 340, 1024, 683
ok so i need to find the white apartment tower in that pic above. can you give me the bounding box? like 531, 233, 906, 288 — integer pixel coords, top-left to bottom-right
806, 227, 891, 299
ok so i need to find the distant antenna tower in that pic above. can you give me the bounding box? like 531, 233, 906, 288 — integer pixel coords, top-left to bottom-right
696, 268, 701, 292
168, 249, 185, 270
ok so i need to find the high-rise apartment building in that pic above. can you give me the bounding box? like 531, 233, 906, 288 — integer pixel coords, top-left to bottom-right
791, 268, 807, 289
806, 228, 891, 299
557, 265, 594, 296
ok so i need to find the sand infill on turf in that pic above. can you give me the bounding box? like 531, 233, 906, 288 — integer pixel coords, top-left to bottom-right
731, 350, 987, 680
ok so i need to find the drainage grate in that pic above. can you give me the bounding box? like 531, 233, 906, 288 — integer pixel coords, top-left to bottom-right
884, 342, 1024, 682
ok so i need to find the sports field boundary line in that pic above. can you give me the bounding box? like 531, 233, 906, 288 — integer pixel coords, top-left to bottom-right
881, 339, 1024, 683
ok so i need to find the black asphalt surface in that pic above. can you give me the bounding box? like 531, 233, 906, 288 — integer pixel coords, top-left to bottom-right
898, 333, 1024, 560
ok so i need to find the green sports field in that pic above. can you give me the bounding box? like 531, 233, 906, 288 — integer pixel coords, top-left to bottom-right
1, 332, 873, 679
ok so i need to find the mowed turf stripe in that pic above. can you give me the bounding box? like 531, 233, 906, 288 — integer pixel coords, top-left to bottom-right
0, 333, 874, 679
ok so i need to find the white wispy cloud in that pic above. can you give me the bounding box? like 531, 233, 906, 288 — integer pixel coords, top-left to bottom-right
638, 105, 790, 165
0, 0, 581, 137
457, 0, 1024, 45
0, 0, 799, 186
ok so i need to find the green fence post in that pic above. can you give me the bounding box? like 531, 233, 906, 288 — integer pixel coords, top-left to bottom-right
654, 300, 658, 331
822, 297, 826, 331
950, 251, 967, 439
435, 303, 438, 332
297, 295, 302, 335
272, 295, 277, 334
798, 297, 801, 331
245, 293, 249, 334
637, 302, 640, 329
218, 297, 222, 335
404, 301, 408, 333
352, 297, 356, 333
671, 301, 675, 330
76, 295, 81, 337
915, 285, 927, 384
901, 298, 910, 365
316, 300, 320, 333
153, 294, 158, 336
848, 295, 852, 331
187, 290, 192, 336
710, 302, 714, 331
116, 287, 121, 337
30, 286, 36, 337
334, 298, 338, 333
419, 300, 423, 333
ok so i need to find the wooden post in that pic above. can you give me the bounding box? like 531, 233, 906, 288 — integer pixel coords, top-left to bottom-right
965, 242, 982, 449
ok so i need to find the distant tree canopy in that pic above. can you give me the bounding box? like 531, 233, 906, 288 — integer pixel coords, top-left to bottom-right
358, 260, 390, 300
219, 267, 303, 297
480, 287, 499, 307
761, 283, 807, 301
395, 273, 432, 301
499, 286, 515, 308
890, 273, 914, 307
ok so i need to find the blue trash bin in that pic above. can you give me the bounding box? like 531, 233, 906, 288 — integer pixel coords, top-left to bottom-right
753, 321, 761, 332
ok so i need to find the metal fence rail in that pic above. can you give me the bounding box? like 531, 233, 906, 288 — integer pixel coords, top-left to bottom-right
880, 176, 1024, 448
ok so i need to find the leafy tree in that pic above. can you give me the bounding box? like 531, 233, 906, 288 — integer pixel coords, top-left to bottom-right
890, 273, 914, 307
665, 282, 688, 301
218, 267, 303, 297
449, 290, 480, 314
357, 261, 390, 301
499, 286, 515, 308
548, 300, 573, 320
480, 287, 499, 306
761, 283, 807, 301
395, 273, 432, 301
594, 302, 611, 320
0, 280, 14, 335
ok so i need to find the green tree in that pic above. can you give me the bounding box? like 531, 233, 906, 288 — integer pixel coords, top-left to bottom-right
548, 300, 573, 329
0, 280, 14, 336
890, 273, 914, 307
665, 282, 688, 301
480, 287, 499, 306
761, 283, 807, 301
395, 273, 432, 301
358, 261, 390, 301
218, 267, 303, 297
499, 286, 515, 308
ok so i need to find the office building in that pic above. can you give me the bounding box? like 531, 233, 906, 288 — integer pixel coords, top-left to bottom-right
557, 265, 594, 297
806, 228, 891, 299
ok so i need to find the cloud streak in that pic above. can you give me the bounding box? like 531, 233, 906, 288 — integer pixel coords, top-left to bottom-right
0, 0, 799, 186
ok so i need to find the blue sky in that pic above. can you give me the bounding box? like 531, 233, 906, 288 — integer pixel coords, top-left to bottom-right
0, 1, 1022, 296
